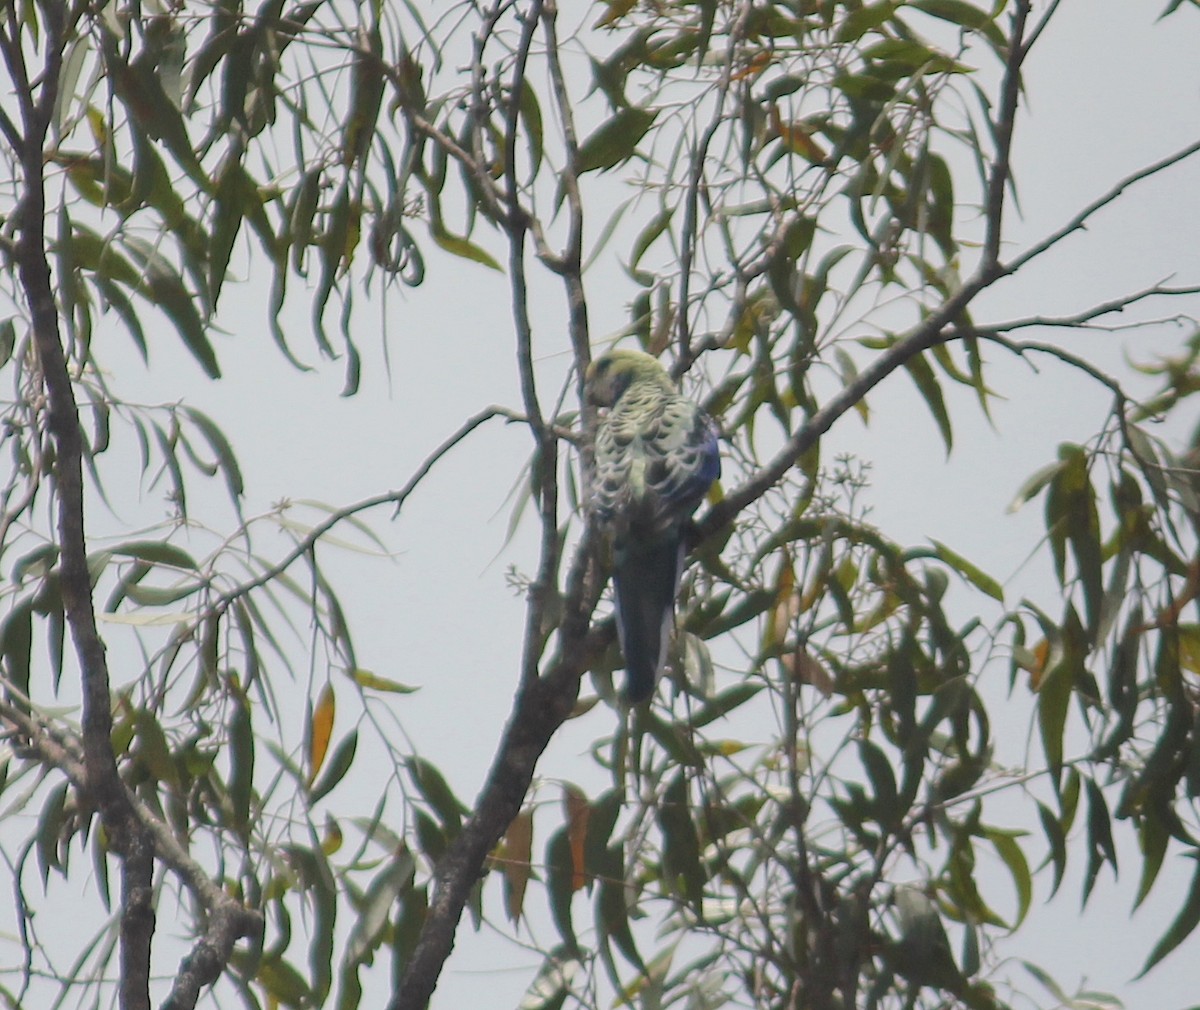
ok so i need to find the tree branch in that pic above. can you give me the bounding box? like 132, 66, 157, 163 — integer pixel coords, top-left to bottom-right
214, 406, 508, 611
2, 12, 160, 1008
0, 7, 267, 1006
675, 1, 751, 369
388, 615, 609, 1010
500, 1, 563, 689
0, 696, 264, 1010
700, 275, 988, 536
541, 0, 588, 368
1002, 136, 1200, 278
983, 0, 1031, 271
985, 281, 1200, 332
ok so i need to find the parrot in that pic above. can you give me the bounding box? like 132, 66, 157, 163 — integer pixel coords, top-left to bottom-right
585, 349, 720, 703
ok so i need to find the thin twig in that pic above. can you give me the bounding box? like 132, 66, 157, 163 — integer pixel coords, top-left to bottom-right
1002, 136, 1200, 278
216, 407, 509, 610
503, 2, 563, 690
675, 1, 752, 369
541, 0, 589, 364
986, 281, 1200, 332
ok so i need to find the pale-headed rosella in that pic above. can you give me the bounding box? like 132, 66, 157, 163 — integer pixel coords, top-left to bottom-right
585, 349, 720, 703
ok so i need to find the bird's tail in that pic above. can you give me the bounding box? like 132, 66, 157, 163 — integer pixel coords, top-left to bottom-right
612, 530, 685, 703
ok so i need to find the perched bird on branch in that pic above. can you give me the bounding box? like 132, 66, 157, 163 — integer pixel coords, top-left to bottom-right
585, 349, 720, 703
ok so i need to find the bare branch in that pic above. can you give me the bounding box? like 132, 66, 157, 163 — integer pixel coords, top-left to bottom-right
504, 3, 563, 690
540, 0, 589, 367
0, 698, 87, 785
389, 600, 609, 1010
983, 0, 1031, 271
1002, 136, 1200, 278
214, 406, 508, 611
675, 2, 750, 368
986, 281, 1200, 332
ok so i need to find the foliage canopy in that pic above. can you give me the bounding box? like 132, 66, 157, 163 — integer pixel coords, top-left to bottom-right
0, 2, 1199, 1010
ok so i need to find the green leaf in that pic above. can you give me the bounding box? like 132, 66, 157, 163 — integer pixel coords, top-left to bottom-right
0, 317, 15, 369
1022, 962, 1070, 1005
0, 599, 34, 702
643, 711, 704, 766
1036, 802, 1067, 897
575, 107, 657, 174
406, 757, 466, 830
1036, 651, 1072, 783
134, 708, 180, 789
582, 791, 623, 877
1135, 811, 1170, 909
208, 157, 246, 308
228, 692, 254, 838
181, 406, 245, 499
545, 826, 579, 952
36, 781, 69, 885
1008, 460, 1062, 513
912, 0, 1006, 49
413, 808, 447, 865
125, 237, 220, 378
519, 951, 579, 1010
658, 771, 704, 910
110, 539, 198, 570
927, 539, 1004, 602
1139, 854, 1200, 976
837, 1, 897, 42
309, 730, 359, 804
629, 206, 673, 271
517, 79, 545, 181
345, 851, 413, 968
390, 884, 428, 1000
1083, 778, 1117, 905
984, 828, 1032, 929
858, 739, 898, 826
597, 878, 644, 971
430, 225, 502, 271
1057, 445, 1103, 634
288, 167, 323, 273
67, 225, 143, 288
903, 351, 952, 452
122, 580, 203, 608
343, 24, 385, 168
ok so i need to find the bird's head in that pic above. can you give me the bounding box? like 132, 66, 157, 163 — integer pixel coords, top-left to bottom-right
585, 349, 675, 408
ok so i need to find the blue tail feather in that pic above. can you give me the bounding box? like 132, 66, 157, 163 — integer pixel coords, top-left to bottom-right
613, 529, 685, 703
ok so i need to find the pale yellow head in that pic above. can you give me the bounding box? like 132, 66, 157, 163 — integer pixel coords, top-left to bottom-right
585, 349, 675, 408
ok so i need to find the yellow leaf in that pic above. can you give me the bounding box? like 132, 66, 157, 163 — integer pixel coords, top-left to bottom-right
779, 644, 836, 697
593, 0, 636, 28
352, 669, 418, 694
563, 785, 590, 893
502, 808, 534, 922
86, 104, 108, 147
767, 551, 797, 650
769, 104, 828, 163
730, 50, 771, 82
321, 815, 343, 855
307, 684, 335, 785
1026, 638, 1050, 690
